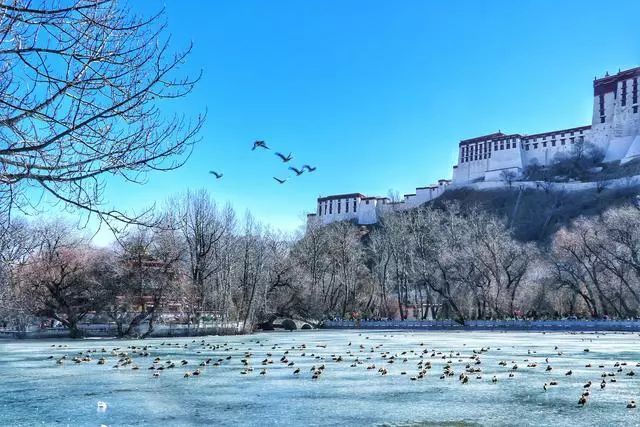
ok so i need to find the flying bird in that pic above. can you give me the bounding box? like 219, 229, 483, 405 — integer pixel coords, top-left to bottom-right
275, 152, 293, 162
273, 177, 287, 184
252, 140, 269, 150
209, 171, 223, 179
289, 166, 304, 176
302, 164, 317, 172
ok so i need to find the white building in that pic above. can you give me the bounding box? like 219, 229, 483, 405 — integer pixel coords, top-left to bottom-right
309, 66, 640, 226
307, 180, 451, 226
452, 67, 640, 184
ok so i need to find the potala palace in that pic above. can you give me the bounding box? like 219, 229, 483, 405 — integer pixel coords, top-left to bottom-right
308, 66, 640, 226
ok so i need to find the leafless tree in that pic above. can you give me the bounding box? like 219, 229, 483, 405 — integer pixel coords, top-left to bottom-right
0, 1, 203, 230
367, 228, 394, 316
172, 190, 235, 323
105, 224, 182, 338
292, 217, 331, 317
19, 220, 109, 337
236, 212, 267, 331
379, 212, 412, 320
260, 231, 299, 319
500, 170, 517, 188
0, 217, 34, 328
552, 219, 620, 317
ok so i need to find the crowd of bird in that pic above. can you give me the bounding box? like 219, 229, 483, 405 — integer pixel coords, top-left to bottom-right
46, 333, 639, 410
209, 140, 317, 184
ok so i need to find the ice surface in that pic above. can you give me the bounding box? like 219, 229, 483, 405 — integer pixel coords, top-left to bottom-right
1, 330, 639, 426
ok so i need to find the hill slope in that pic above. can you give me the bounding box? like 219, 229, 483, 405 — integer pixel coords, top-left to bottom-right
430, 184, 640, 243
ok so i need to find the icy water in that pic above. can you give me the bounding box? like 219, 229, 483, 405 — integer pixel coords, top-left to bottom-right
1, 331, 640, 427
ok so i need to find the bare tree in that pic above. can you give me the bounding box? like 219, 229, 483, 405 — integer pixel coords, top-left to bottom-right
261, 231, 299, 320
500, 170, 517, 188
292, 217, 331, 317
552, 220, 619, 318
367, 228, 394, 317
20, 220, 109, 337
0, 1, 203, 229
172, 189, 235, 324
236, 212, 267, 331
105, 224, 182, 338
0, 217, 34, 328
379, 212, 412, 320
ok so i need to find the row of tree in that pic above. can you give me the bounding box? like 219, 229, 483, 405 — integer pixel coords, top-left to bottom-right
287, 200, 640, 323
0, 190, 294, 337
2, 189, 640, 337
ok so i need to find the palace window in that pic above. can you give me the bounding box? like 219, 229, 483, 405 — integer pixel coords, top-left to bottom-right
353, 200, 357, 212
329, 203, 332, 215
621, 80, 628, 107
552, 140, 556, 147
346, 199, 349, 213
578, 136, 584, 142
633, 78, 638, 104
561, 139, 566, 145
533, 143, 538, 149
318, 205, 322, 215
634, 106, 639, 114
600, 116, 606, 123
324, 204, 327, 215
570, 137, 575, 143
525, 145, 530, 151
542, 142, 547, 148
512, 143, 516, 149
337, 200, 341, 214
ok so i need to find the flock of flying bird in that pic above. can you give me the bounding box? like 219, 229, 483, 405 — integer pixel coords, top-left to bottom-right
208, 140, 317, 184
45, 333, 640, 411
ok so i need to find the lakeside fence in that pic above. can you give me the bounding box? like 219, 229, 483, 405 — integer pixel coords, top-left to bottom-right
322, 319, 640, 332
0, 322, 243, 339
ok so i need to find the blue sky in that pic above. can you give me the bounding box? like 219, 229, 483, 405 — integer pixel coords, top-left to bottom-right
89, 0, 639, 241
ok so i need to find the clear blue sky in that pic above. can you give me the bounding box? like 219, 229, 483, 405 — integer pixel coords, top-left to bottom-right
92, 0, 639, 241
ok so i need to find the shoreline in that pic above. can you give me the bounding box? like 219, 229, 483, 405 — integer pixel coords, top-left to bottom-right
321, 319, 640, 333
0, 324, 243, 340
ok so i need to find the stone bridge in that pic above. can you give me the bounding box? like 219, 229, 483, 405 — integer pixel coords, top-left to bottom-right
269, 318, 314, 331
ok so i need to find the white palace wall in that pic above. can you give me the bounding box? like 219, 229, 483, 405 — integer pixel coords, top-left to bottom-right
308, 67, 640, 227
452, 67, 640, 185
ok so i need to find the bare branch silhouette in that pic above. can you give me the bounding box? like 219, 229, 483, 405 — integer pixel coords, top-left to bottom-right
0, 0, 204, 229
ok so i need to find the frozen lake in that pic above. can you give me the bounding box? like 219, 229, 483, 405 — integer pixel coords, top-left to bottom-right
1, 330, 639, 426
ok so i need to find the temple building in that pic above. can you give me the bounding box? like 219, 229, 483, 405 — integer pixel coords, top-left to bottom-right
307, 180, 450, 226
452, 67, 640, 184
309, 66, 640, 225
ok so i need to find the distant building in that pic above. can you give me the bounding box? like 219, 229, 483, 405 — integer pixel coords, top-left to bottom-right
307, 180, 450, 226
453, 67, 640, 184
309, 66, 640, 225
